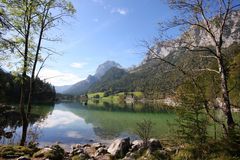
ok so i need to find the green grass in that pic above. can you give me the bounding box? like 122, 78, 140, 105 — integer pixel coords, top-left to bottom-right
87, 91, 145, 105
87, 92, 105, 98
0, 145, 33, 158
132, 91, 144, 98
88, 91, 144, 99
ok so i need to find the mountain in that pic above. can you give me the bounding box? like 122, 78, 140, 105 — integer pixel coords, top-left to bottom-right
144, 10, 240, 62
63, 61, 121, 95
85, 11, 240, 98
94, 61, 122, 79
89, 67, 128, 92
55, 85, 71, 93
63, 11, 240, 97
63, 75, 98, 95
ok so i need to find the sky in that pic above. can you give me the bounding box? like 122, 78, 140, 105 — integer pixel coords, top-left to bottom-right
38, 0, 176, 86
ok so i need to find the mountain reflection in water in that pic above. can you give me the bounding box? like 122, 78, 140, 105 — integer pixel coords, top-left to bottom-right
0, 102, 175, 147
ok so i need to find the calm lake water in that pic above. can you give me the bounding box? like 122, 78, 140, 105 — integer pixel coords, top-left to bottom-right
0, 102, 176, 148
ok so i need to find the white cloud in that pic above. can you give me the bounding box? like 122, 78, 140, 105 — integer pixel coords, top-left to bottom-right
38, 110, 83, 128
91, 0, 128, 16
70, 62, 87, 68
66, 131, 82, 138
111, 8, 128, 15
38, 68, 83, 86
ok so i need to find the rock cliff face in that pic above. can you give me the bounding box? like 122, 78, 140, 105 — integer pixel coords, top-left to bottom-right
94, 61, 122, 79
143, 10, 240, 62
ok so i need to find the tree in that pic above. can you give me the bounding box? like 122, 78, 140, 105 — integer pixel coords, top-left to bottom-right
0, 3, 8, 36
135, 119, 154, 147
175, 82, 209, 159
0, 0, 75, 146
26, 0, 75, 116
0, 3, 11, 62
147, 0, 240, 133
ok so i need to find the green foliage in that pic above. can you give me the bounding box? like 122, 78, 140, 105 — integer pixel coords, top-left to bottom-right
0, 68, 55, 103
172, 45, 240, 159
89, 67, 129, 93
33, 145, 65, 160
135, 119, 154, 147
173, 140, 240, 160
223, 126, 240, 156
136, 149, 170, 160
86, 44, 240, 103
88, 92, 104, 98
72, 155, 82, 160
0, 145, 33, 158
228, 52, 240, 106
175, 82, 209, 159
93, 94, 100, 98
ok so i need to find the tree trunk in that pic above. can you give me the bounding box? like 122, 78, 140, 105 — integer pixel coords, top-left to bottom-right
19, 84, 28, 146
27, 10, 46, 117
20, 1, 31, 144
19, 50, 28, 146
19, 35, 29, 146
27, 79, 33, 117
216, 47, 235, 130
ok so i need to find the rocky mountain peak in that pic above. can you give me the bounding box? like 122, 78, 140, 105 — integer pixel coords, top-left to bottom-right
94, 61, 121, 79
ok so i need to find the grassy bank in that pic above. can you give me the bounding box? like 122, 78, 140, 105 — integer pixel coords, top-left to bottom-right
88, 91, 143, 103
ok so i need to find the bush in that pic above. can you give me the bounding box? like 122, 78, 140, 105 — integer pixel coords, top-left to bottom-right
135, 119, 154, 147
93, 94, 100, 98
103, 91, 110, 97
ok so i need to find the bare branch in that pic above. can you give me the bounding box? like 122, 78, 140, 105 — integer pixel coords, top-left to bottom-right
40, 46, 61, 55
36, 53, 52, 78
200, 55, 218, 59
193, 68, 220, 74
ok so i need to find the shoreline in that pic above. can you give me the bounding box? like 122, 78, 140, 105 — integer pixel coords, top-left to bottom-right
0, 137, 173, 160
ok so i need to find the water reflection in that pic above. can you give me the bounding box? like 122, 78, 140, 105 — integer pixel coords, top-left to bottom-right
38, 110, 83, 128
0, 105, 54, 145
0, 102, 175, 147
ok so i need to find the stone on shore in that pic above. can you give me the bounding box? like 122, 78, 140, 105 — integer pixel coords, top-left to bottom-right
130, 140, 143, 152
107, 137, 131, 158
17, 156, 31, 160
148, 138, 162, 152
33, 145, 64, 160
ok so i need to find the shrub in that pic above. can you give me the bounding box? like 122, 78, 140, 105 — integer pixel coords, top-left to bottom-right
135, 119, 154, 147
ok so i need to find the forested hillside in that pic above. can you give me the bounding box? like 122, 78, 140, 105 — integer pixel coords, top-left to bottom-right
86, 43, 239, 100
0, 68, 56, 103
63, 61, 122, 95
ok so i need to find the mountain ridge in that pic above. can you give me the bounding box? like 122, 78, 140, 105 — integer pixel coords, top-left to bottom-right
61, 61, 122, 95
57, 10, 240, 96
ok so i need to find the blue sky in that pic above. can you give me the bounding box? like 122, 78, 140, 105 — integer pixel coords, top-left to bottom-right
39, 0, 176, 86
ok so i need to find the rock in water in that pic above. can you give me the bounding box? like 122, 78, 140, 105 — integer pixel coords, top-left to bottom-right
107, 137, 130, 158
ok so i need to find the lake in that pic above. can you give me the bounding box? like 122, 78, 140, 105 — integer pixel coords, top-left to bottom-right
0, 102, 176, 149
